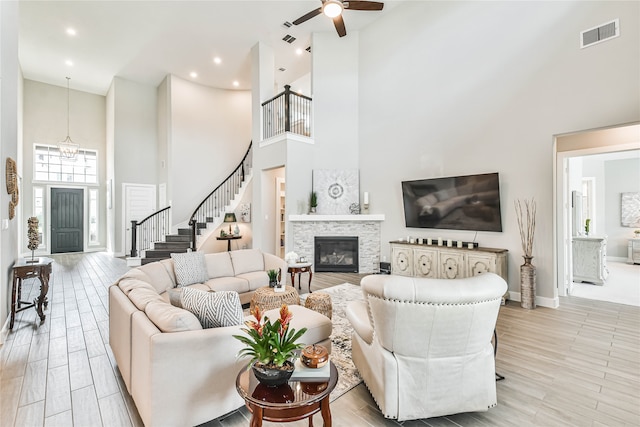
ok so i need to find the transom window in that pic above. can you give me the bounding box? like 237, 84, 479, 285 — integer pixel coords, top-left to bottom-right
34, 144, 97, 183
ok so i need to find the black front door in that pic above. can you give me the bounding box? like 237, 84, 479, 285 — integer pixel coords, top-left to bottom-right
51, 188, 84, 254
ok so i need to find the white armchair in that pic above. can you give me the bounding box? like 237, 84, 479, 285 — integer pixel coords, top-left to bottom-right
346, 273, 507, 421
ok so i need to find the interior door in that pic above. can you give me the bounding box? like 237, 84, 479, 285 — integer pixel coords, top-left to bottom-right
51, 187, 84, 253
123, 183, 156, 256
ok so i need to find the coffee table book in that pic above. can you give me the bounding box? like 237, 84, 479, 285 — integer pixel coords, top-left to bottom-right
290, 358, 330, 382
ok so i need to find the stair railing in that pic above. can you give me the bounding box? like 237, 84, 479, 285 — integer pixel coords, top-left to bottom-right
130, 206, 171, 257
188, 142, 253, 250
262, 85, 312, 140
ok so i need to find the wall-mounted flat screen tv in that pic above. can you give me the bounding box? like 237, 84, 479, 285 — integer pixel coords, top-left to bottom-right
402, 172, 503, 232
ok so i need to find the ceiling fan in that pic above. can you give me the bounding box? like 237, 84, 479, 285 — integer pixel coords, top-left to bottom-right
292, 0, 384, 38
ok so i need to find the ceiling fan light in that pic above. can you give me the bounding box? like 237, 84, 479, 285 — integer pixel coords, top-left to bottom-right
323, 1, 343, 18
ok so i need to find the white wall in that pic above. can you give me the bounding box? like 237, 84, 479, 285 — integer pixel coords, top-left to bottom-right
22, 79, 107, 252
168, 76, 251, 225
311, 32, 359, 170
0, 0, 20, 334
357, 1, 640, 302
605, 157, 640, 257
111, 77, 158, 255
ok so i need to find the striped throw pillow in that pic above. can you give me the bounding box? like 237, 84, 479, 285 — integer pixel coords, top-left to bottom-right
181, 287, 243, 328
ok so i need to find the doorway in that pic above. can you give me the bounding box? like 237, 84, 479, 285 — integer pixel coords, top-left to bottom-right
51, 187, 84, 253
554, 123, 640, 302
122, 183, 157, 257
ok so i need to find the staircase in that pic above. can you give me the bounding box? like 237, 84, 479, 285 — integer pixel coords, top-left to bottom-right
140, 229, 192, 264
130, 142, 253, 266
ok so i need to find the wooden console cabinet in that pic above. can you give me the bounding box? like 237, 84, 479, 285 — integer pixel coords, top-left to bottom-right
390, 242, 508, 301
572, 236, 608, 285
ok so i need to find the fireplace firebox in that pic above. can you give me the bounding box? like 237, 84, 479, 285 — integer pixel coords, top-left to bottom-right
314, 236, 359, 273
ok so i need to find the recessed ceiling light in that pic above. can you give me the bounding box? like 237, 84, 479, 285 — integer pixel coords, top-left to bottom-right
66, 28, 76, 36
295, 48, 303, 55
65, 60, 74, 67
213, 57, 222, 65
190, 72, 198, 78
232, 81, 239, 87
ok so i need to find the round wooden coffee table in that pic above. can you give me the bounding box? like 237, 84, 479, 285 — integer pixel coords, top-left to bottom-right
250, 286, 300, 312
236, 361, 338, 427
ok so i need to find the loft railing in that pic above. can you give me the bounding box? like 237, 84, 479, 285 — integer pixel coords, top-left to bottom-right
261, 85, 312, 140
130, 206, 171, 257
188, 142, 253, 250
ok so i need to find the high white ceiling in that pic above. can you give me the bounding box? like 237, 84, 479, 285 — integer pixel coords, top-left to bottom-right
18, 1, 401, 95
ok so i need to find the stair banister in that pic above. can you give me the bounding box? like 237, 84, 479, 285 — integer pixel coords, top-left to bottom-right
130, 206, 172, 257
188, 142, 253, 250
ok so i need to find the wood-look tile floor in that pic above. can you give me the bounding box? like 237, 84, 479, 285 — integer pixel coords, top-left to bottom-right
1, 252, 639, 427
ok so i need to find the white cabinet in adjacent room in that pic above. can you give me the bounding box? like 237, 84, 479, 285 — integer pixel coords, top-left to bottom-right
572, 236, 608, 285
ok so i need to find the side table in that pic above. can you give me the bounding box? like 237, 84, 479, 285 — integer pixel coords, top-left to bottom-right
217, 235, 242, 251
250, 286, 300, 313
288, 262, 313, 292
10, 257, 53, 329
236, 361, 338, 427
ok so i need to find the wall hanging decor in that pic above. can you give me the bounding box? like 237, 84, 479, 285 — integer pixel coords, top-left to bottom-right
6, 157, 18, 219
621, 192, 640, 227
312, 169, 359, 215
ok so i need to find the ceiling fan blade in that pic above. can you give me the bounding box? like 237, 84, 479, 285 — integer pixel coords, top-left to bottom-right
293, 7, 323, 25
333, 14, 347, 37
345, 1, 384, 11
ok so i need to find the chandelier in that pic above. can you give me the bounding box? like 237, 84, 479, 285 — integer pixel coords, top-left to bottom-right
58, 77, 79, 160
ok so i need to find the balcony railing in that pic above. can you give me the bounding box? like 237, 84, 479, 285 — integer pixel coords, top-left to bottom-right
262, 85, 312, 140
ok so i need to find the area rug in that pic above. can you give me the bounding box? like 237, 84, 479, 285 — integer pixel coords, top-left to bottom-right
299, 283, 364, 401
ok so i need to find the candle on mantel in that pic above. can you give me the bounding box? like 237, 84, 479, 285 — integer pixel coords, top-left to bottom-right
363, 192, 369, 205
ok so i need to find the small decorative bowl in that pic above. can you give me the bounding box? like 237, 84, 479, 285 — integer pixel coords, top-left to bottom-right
301, 344, 329, 369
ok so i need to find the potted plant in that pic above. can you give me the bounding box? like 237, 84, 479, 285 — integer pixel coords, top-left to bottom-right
267, 269, 279, 288
233, 304, 307, 386
309, 191, 318, 214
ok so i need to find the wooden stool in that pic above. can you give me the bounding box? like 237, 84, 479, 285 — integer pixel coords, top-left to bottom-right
304, 292, 332, 319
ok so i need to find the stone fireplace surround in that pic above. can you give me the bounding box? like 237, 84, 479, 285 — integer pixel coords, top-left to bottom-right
289, 214, 385, 274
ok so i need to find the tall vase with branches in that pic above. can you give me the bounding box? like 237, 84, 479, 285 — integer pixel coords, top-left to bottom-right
515, 198, 536, 309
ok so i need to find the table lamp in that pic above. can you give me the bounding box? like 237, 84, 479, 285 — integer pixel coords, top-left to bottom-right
224, 213, 237, 235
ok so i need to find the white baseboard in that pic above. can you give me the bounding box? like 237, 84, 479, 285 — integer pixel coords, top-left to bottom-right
508, 292, 559, 308
0, 317, 10, 346
607, 256, 628, 263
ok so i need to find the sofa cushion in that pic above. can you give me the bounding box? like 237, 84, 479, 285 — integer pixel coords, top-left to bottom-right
117, 277, 157, 296
204, 252, 235, 279
171, 252, 208, 287
136, 260, 177, 293
235, 271, 269, 291
166, 288, 183, 308
128, 286, 165, 311
145, 301, 203, 332
263, 305, 332, 347
181, 287, 243, 328
230, 249, 265, 275
204, 277, 250, 294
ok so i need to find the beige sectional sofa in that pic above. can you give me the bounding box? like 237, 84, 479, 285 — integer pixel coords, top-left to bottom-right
109, 249, 332, 427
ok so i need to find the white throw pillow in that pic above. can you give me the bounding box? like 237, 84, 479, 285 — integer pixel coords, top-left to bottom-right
181, 287, 243, 328
171, 252, 208, 287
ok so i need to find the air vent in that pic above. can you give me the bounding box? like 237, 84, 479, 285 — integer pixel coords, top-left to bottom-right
581, 19, 619, 49
282, 34, 297, 44
282, 21, 293, 28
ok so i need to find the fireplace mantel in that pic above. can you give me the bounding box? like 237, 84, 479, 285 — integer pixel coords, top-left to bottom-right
289, 214, 385, 222
290, 214, 384, 274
